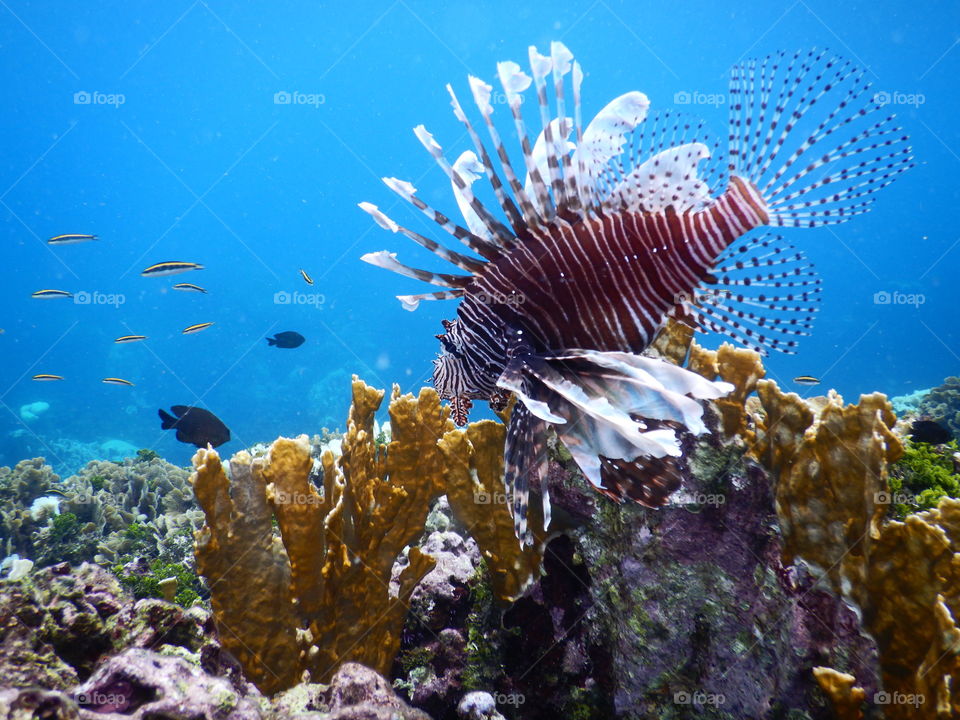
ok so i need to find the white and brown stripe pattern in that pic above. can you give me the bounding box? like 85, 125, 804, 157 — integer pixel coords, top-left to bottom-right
359, 43, 912, 540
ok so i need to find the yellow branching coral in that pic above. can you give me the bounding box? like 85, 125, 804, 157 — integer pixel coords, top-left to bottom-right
813, 667, 865, 720
191, 447, 301, 694
439, 420, 546, 605
864, 501, 960, 718
192, 375, 537, 692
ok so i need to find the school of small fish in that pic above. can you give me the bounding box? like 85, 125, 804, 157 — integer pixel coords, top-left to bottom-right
18, 234, 313, 449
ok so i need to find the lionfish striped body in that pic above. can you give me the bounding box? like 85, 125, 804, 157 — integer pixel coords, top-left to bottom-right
361, 44, 912, 542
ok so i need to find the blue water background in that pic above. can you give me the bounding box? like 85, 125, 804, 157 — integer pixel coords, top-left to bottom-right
0, 1, 956, 475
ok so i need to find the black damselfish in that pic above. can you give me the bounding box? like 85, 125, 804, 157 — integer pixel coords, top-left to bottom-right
267, 331, 305, 348
911, 419, 953, 445
158, 405, 231, 448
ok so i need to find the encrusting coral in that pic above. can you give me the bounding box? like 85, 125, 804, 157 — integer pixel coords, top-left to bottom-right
191, 375, 539, 694
813, 667, 865, 720
675, 329, 959, 719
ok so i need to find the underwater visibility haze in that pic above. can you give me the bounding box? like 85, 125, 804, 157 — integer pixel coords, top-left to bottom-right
0, 1, 955, 474
1, 2, 960, 719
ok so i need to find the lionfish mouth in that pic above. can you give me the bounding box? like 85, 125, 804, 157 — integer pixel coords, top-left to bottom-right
359, 43, 912, 542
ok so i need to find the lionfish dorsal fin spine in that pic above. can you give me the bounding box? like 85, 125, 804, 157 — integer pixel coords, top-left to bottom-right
358, 202, 485, 274
497, 60, 556, 222
468, 75, 543, 228
396, 291, 464, 312
381, 176, 500, 260
359, 250, 471, 289
446, 83, 527, 235
413, 124, 515, 250
528, 45, 568, 210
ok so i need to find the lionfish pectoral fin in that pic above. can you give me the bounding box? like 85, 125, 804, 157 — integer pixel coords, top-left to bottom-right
503, 401, 549, 544
498, 349, 733, 525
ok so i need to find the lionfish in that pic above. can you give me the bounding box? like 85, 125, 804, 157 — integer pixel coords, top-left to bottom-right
360, 44, 912, 541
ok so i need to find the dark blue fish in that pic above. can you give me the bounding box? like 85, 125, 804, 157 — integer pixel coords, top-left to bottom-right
159, 405, 230, 448
267, 331, 305, 348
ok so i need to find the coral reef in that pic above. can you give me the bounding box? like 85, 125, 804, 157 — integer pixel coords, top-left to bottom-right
0, 457, 59, 560
888, 438, 960, 517
192, 376, 536, 695
0, 562, 426, 719
917, 375, 960, 438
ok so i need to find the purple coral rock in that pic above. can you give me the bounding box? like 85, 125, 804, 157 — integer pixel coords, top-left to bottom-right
71, 648, 263, 720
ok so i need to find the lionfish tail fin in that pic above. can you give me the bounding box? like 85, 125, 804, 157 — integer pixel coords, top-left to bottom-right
729, 49, 913, 228
498, 347, 732, 534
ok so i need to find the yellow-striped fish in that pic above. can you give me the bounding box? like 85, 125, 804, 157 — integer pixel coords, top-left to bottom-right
114, 335, 147, 343
793, 375, 821, 386
48, 234, 97, 245
172, 283, 207, 293
32, 374, 63, 381
182, 322, 214, 334
31, 289, 73, 299
300, 268, 313, 285
102, 377, 135, 387
141, 261, 204, 277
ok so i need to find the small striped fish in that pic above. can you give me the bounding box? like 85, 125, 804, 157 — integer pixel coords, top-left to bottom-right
115, 335, 147, 343
361, 44, 912, 541
102, 377, 135, 386
32, 374, 63, 381
31, 289, 73, 299
182, 322, 214, 334
142, 261, 204, 277
172, 283, 206, 293
300, 268, 314, 285
48, 233, 97, 245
